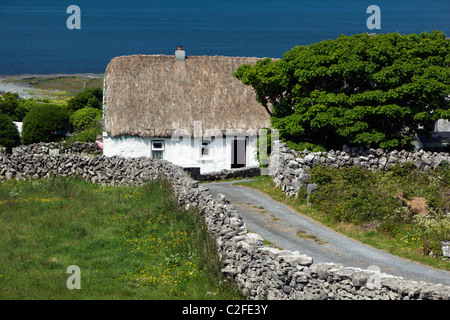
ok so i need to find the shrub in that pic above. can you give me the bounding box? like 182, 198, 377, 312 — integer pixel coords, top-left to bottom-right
70, 107, 102, 132
63, 125, 102, 150
67, 88, 103, 112
388, 162, 417, 178
22, 104, 70, 144
72, 126, 101, 143
0, 114, 21, 153
309, 166, 402, 223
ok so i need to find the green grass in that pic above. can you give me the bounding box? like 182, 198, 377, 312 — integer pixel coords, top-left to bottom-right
0, 177, 244, 300
235, 171, 450, 271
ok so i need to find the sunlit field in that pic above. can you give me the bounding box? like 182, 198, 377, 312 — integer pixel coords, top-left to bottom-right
0, 177, 243, 300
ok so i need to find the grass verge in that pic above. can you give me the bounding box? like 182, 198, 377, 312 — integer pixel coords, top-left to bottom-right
0, 176, 243, 300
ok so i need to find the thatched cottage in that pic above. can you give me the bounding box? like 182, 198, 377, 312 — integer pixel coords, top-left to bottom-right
102, 49, 271, 173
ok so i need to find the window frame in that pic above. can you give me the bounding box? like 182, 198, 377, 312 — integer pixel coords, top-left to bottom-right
200, 140, 210, 157
151, 140, 165, 159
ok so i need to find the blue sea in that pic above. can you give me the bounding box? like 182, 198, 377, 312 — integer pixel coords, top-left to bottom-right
0, 0, 448, 75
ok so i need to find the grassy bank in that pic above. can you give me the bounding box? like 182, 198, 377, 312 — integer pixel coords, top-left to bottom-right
0, 177, 243, 300
235, 164, 450, 271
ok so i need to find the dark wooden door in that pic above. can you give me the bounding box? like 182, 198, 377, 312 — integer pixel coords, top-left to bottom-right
231, 138, 246, 168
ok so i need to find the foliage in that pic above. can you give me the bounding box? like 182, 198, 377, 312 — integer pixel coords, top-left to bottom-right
307, 163, 450, 257
18, 98, 39, 114
0, 92, 27, 121
0, 92, 59, 122
21, 103, 70, 144
234, 31, 450, 151
415, 212, 450, 256
73, 126, 101, 142
64, 126, 102, 150
0, 114, 21, 153
67, 88, 103, 113
309, 165, 402, 223
70, 107, 102, 132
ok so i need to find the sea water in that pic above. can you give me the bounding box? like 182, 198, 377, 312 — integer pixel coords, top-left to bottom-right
0, 0, 448, 75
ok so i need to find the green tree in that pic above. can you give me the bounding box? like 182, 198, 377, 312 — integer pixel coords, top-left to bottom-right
18, 98, 39, 115
0, 92, 27, 121
70, 107, 102, 132
67, 88, 103, 113
235, 31, 450, 151
0, 114, 21, 153
22, 104, 70, 144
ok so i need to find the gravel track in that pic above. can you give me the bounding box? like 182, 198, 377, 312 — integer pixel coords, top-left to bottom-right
205, 180, 450, 286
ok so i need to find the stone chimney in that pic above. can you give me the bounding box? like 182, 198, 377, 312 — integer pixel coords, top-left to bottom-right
175, 46, 186, 61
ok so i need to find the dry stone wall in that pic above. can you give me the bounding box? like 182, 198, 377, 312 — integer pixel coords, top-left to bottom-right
1, 143, 449, 300
269, 140, 450, 197
197, 166, 261, 181
12, 141, 102, 157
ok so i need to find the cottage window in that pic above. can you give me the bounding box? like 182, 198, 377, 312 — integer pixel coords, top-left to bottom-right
201, 140, 210, 157
152, 151, 163, 159
151, 140, 164, 159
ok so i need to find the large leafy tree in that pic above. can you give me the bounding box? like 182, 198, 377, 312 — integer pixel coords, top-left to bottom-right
22, 104, 70, 144
0, 114, 21, 153
0, 92, 27, 121
234, 31, 450, 151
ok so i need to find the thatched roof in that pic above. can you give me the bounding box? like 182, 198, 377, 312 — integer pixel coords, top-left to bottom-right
103, 54, 272, 138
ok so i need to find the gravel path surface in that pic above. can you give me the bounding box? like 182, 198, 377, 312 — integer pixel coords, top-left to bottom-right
205, 180, 450, 286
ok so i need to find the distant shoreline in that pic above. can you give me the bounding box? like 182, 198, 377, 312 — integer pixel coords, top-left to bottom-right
0, 73, 104, 99
0, 73, 103, 78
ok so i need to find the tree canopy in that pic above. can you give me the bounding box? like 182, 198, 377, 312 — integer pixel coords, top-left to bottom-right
234, 31, 450, 151
22, 104, 70, 145
67, 88, 103, 113
0, 114, 21, 153
0, 92, 26, 121
70, 107, 102, 132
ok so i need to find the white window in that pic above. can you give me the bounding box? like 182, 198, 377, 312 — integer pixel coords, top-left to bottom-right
201, 140, 210, 157
152, 140, 164, 159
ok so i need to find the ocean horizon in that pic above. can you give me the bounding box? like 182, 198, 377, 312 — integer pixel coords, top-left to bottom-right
0, 0, 448, 75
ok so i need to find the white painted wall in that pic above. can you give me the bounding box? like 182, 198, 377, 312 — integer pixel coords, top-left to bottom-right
103, 132, 259, 174
434, 119, 450, 132
13, 122, 23, 134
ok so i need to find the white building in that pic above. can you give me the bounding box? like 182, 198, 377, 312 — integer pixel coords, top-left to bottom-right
102, 49, 272, 173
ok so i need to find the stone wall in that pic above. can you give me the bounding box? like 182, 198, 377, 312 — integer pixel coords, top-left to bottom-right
12, 141, 102, 157
1, 143, 449, 300
269, 140, 450, 197
197, 166, 261, 181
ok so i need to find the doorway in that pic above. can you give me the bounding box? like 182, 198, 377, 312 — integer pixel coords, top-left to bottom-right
231, 137, 246, 168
